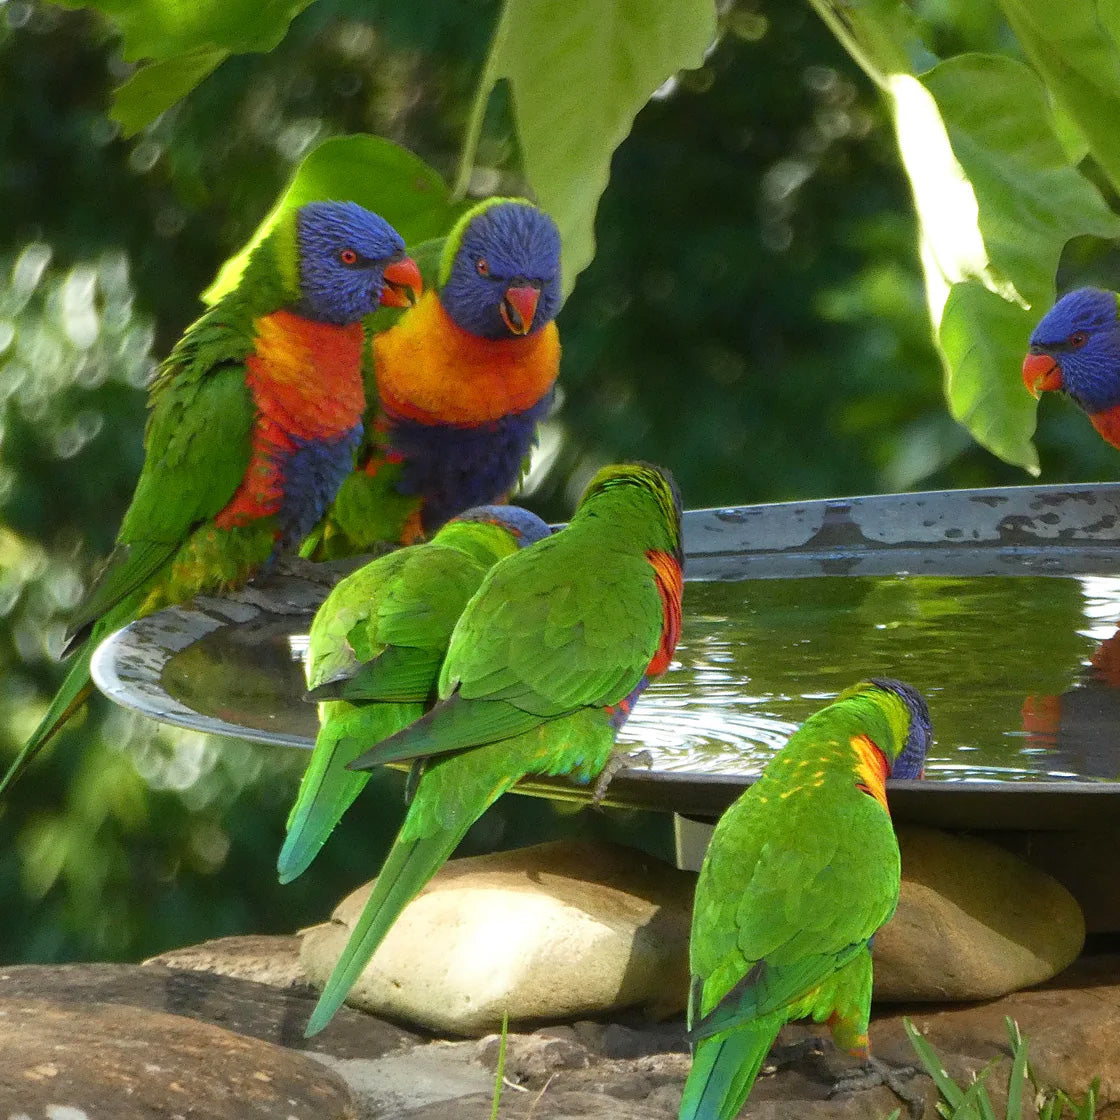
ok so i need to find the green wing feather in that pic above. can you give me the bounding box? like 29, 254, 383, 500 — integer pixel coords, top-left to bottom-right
283, 528, 509, 879
306, 645, 444, 703
2, 309, 258, 793
441, 533, 663, 711
66, 363, 254, 646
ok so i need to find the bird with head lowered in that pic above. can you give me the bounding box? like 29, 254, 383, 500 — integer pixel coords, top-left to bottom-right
302, 461, 684, 1037
680, 678, 932, 1120
278, 503, 551, 885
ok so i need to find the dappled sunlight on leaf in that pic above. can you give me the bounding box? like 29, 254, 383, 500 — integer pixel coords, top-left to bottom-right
888, 72, 1026, 323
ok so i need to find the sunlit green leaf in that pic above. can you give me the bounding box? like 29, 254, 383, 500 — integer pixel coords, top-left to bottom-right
51, 0, 319, 134
914, 55, 1120, 472
459, 0, 719, 296
110, 48, 227, 136
204, 135, 468, 304
808, 3, 1120, 470
998, 0, 1120, 196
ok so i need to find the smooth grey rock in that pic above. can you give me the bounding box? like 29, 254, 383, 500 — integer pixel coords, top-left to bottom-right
300, 840, 694, 1035
313, 1041, 492, 1119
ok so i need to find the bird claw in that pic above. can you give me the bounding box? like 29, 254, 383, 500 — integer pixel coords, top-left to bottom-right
591, 749, 654, 806
829, 1055, 926, 1118
760, 1036, 828, 1076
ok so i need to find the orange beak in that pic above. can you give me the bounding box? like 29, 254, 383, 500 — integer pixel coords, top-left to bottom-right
500, 284, 540, 336
1022, 350, 1063, 398
379, 255, 423, 309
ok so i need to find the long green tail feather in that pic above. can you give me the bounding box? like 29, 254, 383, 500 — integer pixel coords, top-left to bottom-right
678, 1026, 779, 1120
305, 748, 520, 1037
278, 700, 422, 884
0, 644, 95, 796
304, 824, 468, 1037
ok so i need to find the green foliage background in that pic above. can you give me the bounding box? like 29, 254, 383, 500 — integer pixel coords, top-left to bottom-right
3, 0, 1120, 963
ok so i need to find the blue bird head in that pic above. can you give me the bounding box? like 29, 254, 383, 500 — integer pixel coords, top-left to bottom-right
439, 199, 562, 340
454, 504, 552, 547
296, 201, 422, 325
868, 677, 931, 779
1024, 287, 1120, 414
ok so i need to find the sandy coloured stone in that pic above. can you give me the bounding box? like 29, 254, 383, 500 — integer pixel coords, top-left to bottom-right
299, 839, 694, 1035
873, 826, 1085, 1001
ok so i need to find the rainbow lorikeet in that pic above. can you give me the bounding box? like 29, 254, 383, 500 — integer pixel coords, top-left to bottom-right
302, 461, 684, 1036
278, 503, 552, 884
1023, 287, 1120, 449
312, 197, 563, 554
1, 202, 422, 795
680, 678, 931, 1120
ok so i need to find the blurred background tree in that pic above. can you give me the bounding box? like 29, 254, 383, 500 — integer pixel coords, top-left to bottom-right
3, 0, 1119, 963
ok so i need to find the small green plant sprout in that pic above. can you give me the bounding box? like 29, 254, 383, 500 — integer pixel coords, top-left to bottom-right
489, 1012, 510, 1120
900, 1016, 1098, 1120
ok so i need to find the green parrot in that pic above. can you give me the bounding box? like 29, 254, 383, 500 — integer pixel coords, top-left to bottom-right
1, 202, 422, 795
278, 503, 552, 884
302, 460, 684, 1036
680, 678, 932, 1120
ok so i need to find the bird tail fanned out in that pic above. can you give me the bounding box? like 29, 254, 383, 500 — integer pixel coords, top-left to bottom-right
678, 1025, 780, 1120
304, 822, 469, 1037
278, 700, 422, 884
0, 644, 95, 797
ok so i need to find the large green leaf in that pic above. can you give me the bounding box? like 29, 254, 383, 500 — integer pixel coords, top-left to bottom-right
914, 55, 1120, 471
998, 0, 1120, 196
52, 0, 319, 134
456, 0, 718, 296
204, 135, 468, 304
111, 49, 228, 136
808, 1, 1120, 472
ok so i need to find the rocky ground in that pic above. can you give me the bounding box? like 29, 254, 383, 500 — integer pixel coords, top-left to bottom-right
1, 950, 1117, 1119
0, 833, 1108, 1118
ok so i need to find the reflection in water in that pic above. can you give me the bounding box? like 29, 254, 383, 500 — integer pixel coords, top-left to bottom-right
1017, 576, 1120, 780
162, 575, 1120, 784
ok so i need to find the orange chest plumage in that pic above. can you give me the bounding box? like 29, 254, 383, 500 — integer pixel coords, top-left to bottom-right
372, 290, 560, 425
244, 310, 366, 439
215, 311, 365, 531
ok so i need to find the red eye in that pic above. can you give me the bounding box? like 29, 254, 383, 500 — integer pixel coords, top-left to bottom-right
1070, 331, 1088, 348
339, 248, 359, 266
476, 258, 489, 276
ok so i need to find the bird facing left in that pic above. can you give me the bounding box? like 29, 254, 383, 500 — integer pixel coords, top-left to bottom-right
1, 200, 423, 796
